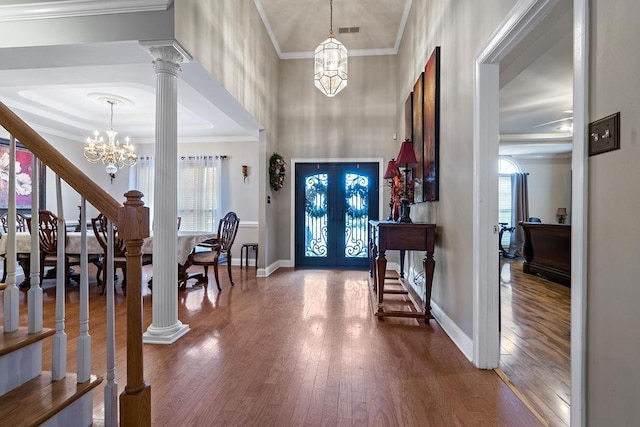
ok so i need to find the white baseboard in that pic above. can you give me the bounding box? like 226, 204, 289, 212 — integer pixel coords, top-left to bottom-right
431, 300, 473, 362
258, 259, 292, 277
259, 259, 385, 278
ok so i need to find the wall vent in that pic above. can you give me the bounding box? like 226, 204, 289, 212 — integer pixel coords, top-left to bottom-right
338, 27, 360, 34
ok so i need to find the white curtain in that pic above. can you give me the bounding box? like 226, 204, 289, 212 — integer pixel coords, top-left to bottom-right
133, 155, 225, 232
177, 155, 225, 231
132, 156, 155, 221
509, 173, 529, 256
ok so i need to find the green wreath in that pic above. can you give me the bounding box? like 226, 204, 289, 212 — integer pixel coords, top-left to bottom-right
305, 179, 328, 218
269, 152, 286, 191
345, 180, 369, 218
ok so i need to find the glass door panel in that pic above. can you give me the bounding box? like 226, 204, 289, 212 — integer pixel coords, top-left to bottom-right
295, 162, 378, 268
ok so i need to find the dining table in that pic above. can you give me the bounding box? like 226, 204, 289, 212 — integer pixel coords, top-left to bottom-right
0, 230, 216, 288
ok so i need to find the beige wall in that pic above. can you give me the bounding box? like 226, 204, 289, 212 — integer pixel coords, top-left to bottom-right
514, 156, 572, 224
589, 0, 640, 423
277, 55, 397, 260
396, 0, 517, 336
175, 0, 280, 268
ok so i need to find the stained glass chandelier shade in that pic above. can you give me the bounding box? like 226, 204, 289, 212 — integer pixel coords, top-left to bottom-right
314, 0, 348, 97
84, 99, 136, 176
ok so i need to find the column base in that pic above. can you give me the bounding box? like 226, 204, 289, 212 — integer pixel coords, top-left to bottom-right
143, 321, 190, 344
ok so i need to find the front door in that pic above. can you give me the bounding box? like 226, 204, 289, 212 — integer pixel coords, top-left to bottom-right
295, 162, 379, 268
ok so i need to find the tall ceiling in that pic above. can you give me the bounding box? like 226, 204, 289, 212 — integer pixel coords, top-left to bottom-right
0, 0, 573, 156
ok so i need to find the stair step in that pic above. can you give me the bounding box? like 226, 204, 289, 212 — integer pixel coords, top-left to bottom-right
0, 327, 54, 358
0, 372, 103, 427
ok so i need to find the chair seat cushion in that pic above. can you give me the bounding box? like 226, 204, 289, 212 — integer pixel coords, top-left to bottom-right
191, 251, 219, 263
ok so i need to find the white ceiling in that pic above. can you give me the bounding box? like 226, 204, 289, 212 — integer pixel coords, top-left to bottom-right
0, 0, 573, 156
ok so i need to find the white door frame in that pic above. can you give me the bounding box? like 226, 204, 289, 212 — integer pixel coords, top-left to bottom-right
472, 0, 588, 425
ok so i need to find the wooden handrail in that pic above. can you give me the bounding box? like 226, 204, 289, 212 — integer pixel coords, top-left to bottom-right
0, 100, 121, 223
118, 191, 151, 426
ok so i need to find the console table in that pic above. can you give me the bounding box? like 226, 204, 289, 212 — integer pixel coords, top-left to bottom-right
368, 221, 436, 321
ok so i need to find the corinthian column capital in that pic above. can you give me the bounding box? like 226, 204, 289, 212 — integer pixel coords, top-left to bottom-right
140, 40, 192, 75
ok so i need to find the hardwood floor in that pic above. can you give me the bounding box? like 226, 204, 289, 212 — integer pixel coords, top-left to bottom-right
499, 259, 571, 427
3, 266, 542, 426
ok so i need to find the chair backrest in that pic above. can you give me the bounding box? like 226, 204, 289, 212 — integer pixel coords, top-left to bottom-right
91, 213, 126, 257
217, 212, 239, 254
1, 211, 28, 233
27, 210, 62, 256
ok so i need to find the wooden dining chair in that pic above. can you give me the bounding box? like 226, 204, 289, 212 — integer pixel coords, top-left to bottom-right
186, 211, 239, 290
26, 210, 80, 285
0, 211, 29, 282
92, 213, 152, 295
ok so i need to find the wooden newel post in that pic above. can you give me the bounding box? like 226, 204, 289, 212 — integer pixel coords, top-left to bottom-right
118, 190, 151, 426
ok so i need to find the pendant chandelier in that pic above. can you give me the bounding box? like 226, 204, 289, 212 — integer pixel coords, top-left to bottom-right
84, 99, 137, 178
314, 0, 348, 97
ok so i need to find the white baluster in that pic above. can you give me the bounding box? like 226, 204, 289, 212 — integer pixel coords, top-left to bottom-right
3, 135, 19, 332
76, 197, 90, 382
28, 156, 42, 333
104, 218, 118, 426
52, 175, 67, 381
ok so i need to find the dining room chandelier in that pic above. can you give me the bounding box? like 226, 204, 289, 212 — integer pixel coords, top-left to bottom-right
84, 99, 136, 177
314, 0, 348, 97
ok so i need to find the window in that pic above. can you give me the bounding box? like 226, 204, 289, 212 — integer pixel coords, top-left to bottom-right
133, 155, 224, 232
498, 157, 521, 247
177, 156, 221, 231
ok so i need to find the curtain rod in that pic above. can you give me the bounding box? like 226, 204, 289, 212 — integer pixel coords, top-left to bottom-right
179, 155, 227, 160
138, 155, 228, 160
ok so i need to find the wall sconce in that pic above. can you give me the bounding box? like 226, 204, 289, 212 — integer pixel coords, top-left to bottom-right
556, 207, 567, 224
242, 165, 248, 182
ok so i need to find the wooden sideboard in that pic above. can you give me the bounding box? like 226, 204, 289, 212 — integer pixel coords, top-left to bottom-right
368, 221, 436, 321
520, 222, 571, 286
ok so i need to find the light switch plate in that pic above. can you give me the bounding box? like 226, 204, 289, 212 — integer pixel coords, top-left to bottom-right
589, 112, 620, 156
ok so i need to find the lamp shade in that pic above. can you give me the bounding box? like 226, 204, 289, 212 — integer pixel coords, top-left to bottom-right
396, 139, 418, 167
383, 159, 400, 179
557, 208, 567, 216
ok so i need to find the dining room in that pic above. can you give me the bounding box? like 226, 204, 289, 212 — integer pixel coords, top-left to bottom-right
0, 123, 262, 307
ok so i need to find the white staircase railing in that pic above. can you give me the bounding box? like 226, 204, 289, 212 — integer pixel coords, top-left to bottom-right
1, 98, 150, 426
27, 150, 43, 334
1, 138, 119, 426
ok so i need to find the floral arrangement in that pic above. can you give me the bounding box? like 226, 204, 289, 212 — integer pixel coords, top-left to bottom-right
391, 173, 417, 204
269, 152, 286, 191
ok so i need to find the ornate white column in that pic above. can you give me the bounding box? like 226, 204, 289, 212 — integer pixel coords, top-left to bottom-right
141, 41, 192, 344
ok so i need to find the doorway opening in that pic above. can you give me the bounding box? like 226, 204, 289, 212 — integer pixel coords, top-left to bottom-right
473, 0, 588, 424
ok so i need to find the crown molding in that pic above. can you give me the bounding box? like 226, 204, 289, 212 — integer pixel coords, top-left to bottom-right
254, 0, 410, 60
0, 0, 173, 22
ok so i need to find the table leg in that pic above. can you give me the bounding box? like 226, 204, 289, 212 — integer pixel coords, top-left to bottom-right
376, 249, 387, 316
399, 249, 406, 278
423, 249, 435, 321
18, 257, 30, 288
371, 243, 378, 291
178, 260, 191, 290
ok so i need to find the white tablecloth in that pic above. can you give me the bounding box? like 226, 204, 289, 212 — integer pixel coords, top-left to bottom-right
0, 231, 215, 265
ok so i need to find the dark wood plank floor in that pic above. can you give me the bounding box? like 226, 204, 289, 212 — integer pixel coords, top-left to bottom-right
500, 259, 571, 427
3, 265, 542, 426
